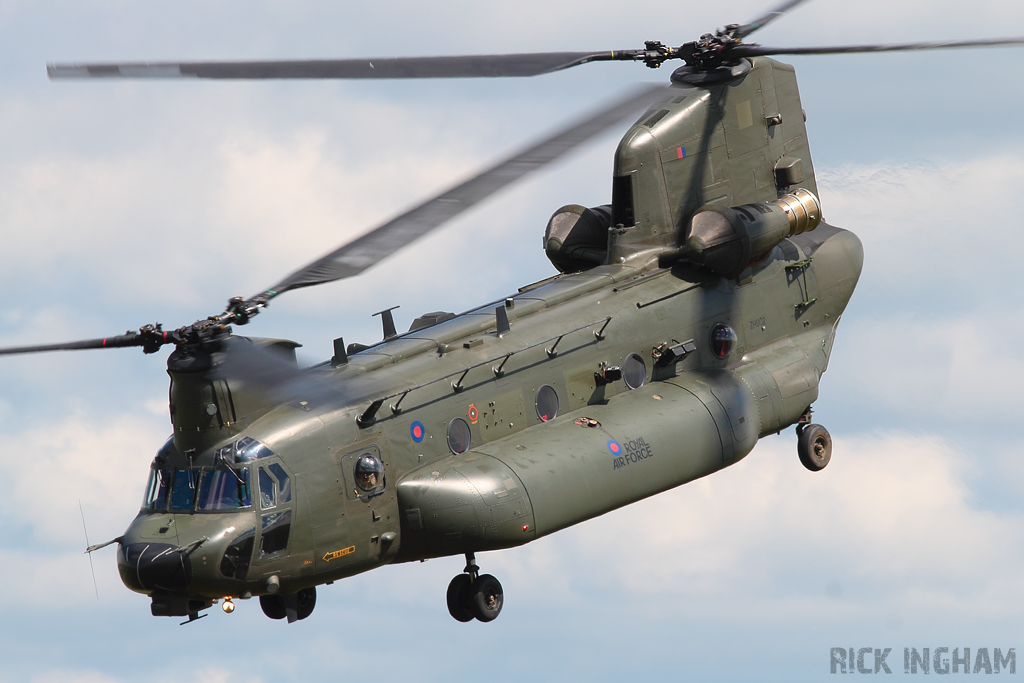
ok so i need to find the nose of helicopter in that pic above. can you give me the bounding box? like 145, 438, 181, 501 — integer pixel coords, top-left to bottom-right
117, 542, 193, 593
116, 511, 257, 599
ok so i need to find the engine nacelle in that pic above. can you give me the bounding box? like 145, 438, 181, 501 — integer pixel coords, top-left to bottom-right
686, 189, 821, 279
543, 204, 611, 273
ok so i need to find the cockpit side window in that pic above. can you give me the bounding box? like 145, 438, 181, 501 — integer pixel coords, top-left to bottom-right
258, 463, 293, 510
269, 464, 291, 503
259, 510, 292, 558
259, 467, 275, 509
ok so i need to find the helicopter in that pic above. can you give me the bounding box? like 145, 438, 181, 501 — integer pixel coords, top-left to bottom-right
3, 0, 1024, 628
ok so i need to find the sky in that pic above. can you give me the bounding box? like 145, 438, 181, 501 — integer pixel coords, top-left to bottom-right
1, 0, 1023, 680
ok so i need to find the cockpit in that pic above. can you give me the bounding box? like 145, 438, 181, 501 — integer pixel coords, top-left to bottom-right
142, 435, 285, 513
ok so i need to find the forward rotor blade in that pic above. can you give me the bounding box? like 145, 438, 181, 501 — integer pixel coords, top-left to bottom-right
732, 0, 814, 40
47, 51, 637, 80
256, 83, 666, 300
733, 37, 1024, 57
0, 331, 150, 356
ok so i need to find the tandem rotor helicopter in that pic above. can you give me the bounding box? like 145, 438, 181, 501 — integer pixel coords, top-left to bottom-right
4, 0, 1023, 625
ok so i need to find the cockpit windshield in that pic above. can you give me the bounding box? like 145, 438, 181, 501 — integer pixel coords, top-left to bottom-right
169, 470, 198, 511
144, 468, 251, 512
197, 469, 251, 510
142, 436, 274, 513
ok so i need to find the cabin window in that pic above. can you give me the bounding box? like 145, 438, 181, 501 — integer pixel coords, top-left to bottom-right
536, 385, 559, 422
354, 453, 384, 492
710, 323, 738, 359
447, 418, 472, 454
623, 354, 646, 389
340, 446, 387, 500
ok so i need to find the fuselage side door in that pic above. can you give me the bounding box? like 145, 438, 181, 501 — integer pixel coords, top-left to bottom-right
312, 436, 400, 575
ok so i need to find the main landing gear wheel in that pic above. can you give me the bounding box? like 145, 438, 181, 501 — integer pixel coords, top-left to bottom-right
260, 586, 317, 622
447, 552, 504, 623
293, 586, 317, 621
446, 574, 474, 622
797, 423, 832, 471
260, 594, 286, 620
468, 574, 503, 622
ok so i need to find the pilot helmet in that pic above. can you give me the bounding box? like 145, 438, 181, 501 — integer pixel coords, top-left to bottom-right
354, 453, 383, 491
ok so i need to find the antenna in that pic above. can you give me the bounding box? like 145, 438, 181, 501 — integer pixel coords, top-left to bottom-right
79, 500, 99, 600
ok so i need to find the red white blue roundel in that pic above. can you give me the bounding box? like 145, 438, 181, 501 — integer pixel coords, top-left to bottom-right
607, 439, 621, 456
410, 421, 426, 443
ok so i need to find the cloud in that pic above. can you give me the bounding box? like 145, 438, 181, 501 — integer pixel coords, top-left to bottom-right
30, 671, 121, 683
830, 313, 1024, 422
818, 156, 1024, 295
492, 431, 1024, 625
0, 547, 132, 608
808, 157, 1024, 427
0, 3, 1022, 680
0, 413, 168, 545
27, 668, 260, 683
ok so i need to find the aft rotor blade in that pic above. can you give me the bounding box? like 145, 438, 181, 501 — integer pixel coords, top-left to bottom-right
0, 331, 150, 356
733, 37, 1024, 57
47, 51, 639, 80
732, 0, 814, 40
256, 83, 666, 299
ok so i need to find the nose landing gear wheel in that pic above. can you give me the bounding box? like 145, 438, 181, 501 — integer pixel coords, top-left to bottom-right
797, 423, 832, 471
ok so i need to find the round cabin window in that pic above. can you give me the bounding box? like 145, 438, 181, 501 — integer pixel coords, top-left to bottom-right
710, 323, 738, 359
623, 353, 646, 389
447, 418, 472, 454
535, 385, 559, 422
354, 453, 383, 492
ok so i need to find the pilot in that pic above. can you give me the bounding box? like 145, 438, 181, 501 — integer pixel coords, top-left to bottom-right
354, 453, 383, 492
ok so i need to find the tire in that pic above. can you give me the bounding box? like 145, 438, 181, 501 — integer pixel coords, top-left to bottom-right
446, 574, 475, 622
260, 594, 287, 620
468, 574, 503, 623
295, 586, 317, 621
798, 423, 832, 471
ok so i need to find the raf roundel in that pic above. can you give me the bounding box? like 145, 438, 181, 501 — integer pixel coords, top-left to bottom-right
410, 421, 426, 443
607, 440, 622, 456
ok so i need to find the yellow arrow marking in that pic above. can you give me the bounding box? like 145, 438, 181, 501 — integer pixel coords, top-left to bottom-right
322, 545, 355, 562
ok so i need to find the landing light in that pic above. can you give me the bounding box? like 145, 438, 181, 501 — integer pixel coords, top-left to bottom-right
222, 598, 235, 614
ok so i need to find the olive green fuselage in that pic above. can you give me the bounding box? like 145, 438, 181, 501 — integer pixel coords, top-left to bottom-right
117, 57, 864, 609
